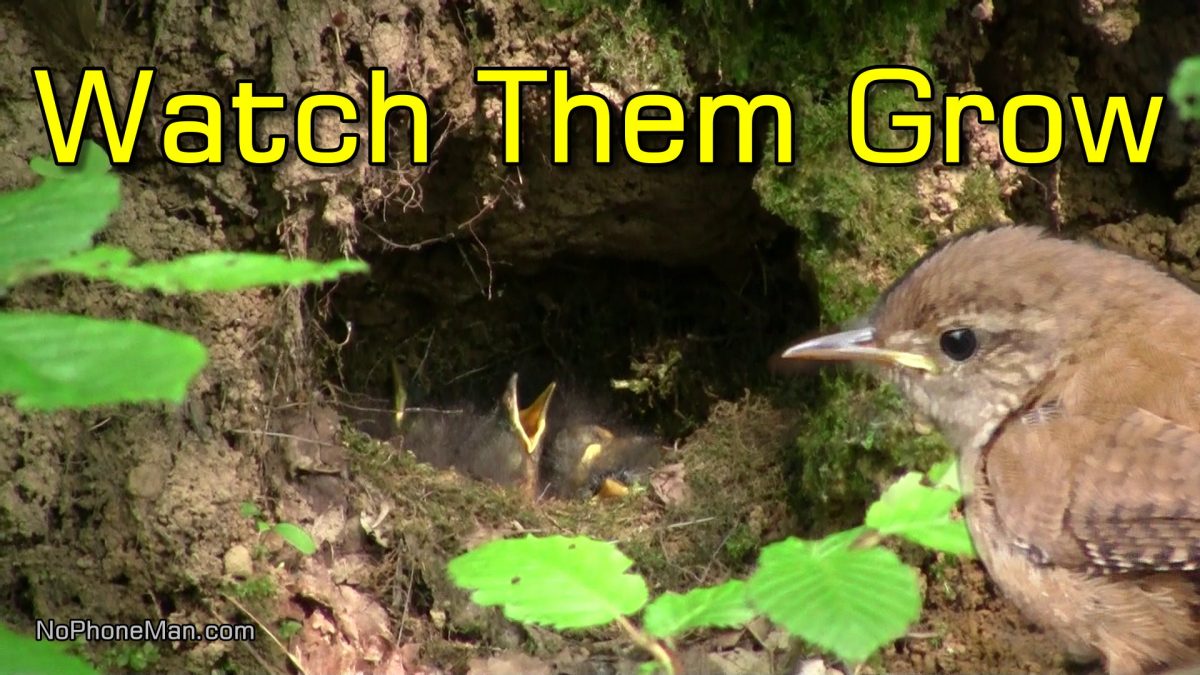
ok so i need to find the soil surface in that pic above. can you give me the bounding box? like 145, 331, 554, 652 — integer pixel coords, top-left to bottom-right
1, 0, 1198, 673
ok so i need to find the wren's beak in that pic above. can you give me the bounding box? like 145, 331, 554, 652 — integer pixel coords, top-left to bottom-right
781, 327, 939, 373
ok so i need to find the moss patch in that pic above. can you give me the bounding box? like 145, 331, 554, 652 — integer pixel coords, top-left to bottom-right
782, 371, 951, 534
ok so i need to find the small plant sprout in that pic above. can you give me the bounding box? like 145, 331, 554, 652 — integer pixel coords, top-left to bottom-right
239, 502, 318, 556
447, 535, 675, 672
447, 462, 972, 670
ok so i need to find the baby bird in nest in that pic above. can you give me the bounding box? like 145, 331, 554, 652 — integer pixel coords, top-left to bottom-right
341, 366, 663, 502
336, 367, 555, 499
540, 422, 664, 500
398, 372, 556, 501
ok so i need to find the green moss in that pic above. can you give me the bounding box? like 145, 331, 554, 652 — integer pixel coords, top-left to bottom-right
542, 0, 955, 97
664, 396, 797, 576
721, 523, 760, 562
588, 6, 693, 95
758, 84, 964, 525
955, 167, 1010, 231
100, 642, 161, 672
726, 2, 962, 522
739, 2, 952, 326
757, 82, 942, 324
227, 575, 276, 601
541, 1, 694, 95
925, 554, 962, 604
785, 371, 951, 534
277, 619, 302, 641
620, 537, 676, 588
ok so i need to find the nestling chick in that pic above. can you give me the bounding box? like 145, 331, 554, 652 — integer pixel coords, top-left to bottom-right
340, 372, 555, 500
541, 423, 663, 500
457, 373, 556, 499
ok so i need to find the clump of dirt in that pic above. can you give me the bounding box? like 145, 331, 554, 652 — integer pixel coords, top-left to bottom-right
883, 559, 1064, 673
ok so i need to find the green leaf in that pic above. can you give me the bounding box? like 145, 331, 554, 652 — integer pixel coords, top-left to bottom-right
278, 619, 302, 640
0, 154, 120, 285
28, 156, 65, 179
866, 472, 976, 557
239, 502, 262, 519
36, 246, 368, 293
0, 623, 99, 675
272, 522, 317, 556
0, 312, 207, 409
643, 580, 756, 639
926, 459, 961, 492
30, 140, 112, 179
447, 535, 649, 630
746, 529, 921, 665
1169, 55, 1200, 122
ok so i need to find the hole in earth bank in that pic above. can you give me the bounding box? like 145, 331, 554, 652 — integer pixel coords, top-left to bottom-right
322, 107, 819, 440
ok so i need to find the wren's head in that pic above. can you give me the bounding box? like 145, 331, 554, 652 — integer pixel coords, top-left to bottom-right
782, 225, 1191, 454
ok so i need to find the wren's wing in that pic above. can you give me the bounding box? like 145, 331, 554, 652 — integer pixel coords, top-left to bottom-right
1058, 409, 1200, 573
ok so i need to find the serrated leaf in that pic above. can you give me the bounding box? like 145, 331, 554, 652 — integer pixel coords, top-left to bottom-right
0, 623, 98, 675
447, 535, 649, 630
746, 530, 921, 665
866, 472, 976, 557
0, 160, 120, 285
272, 522, 317, 556
0, 312, 207, 409
643, 580, 756, 638
36, 246, 367, 293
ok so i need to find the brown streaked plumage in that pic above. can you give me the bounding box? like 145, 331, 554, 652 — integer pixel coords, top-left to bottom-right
782, 225, 1200, 675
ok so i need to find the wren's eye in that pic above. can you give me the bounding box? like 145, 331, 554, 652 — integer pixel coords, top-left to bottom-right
939, 328, 978, 361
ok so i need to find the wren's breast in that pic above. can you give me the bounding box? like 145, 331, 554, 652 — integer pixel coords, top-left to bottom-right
959, 401, 1057, 599
964, 494, 1104, 662
962, 491, 1030, 604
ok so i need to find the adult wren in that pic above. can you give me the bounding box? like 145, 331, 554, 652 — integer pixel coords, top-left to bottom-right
782, 225, 1200, 675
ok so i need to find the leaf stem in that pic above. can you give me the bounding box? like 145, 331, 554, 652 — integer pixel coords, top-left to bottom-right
614, 615, 676, 675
